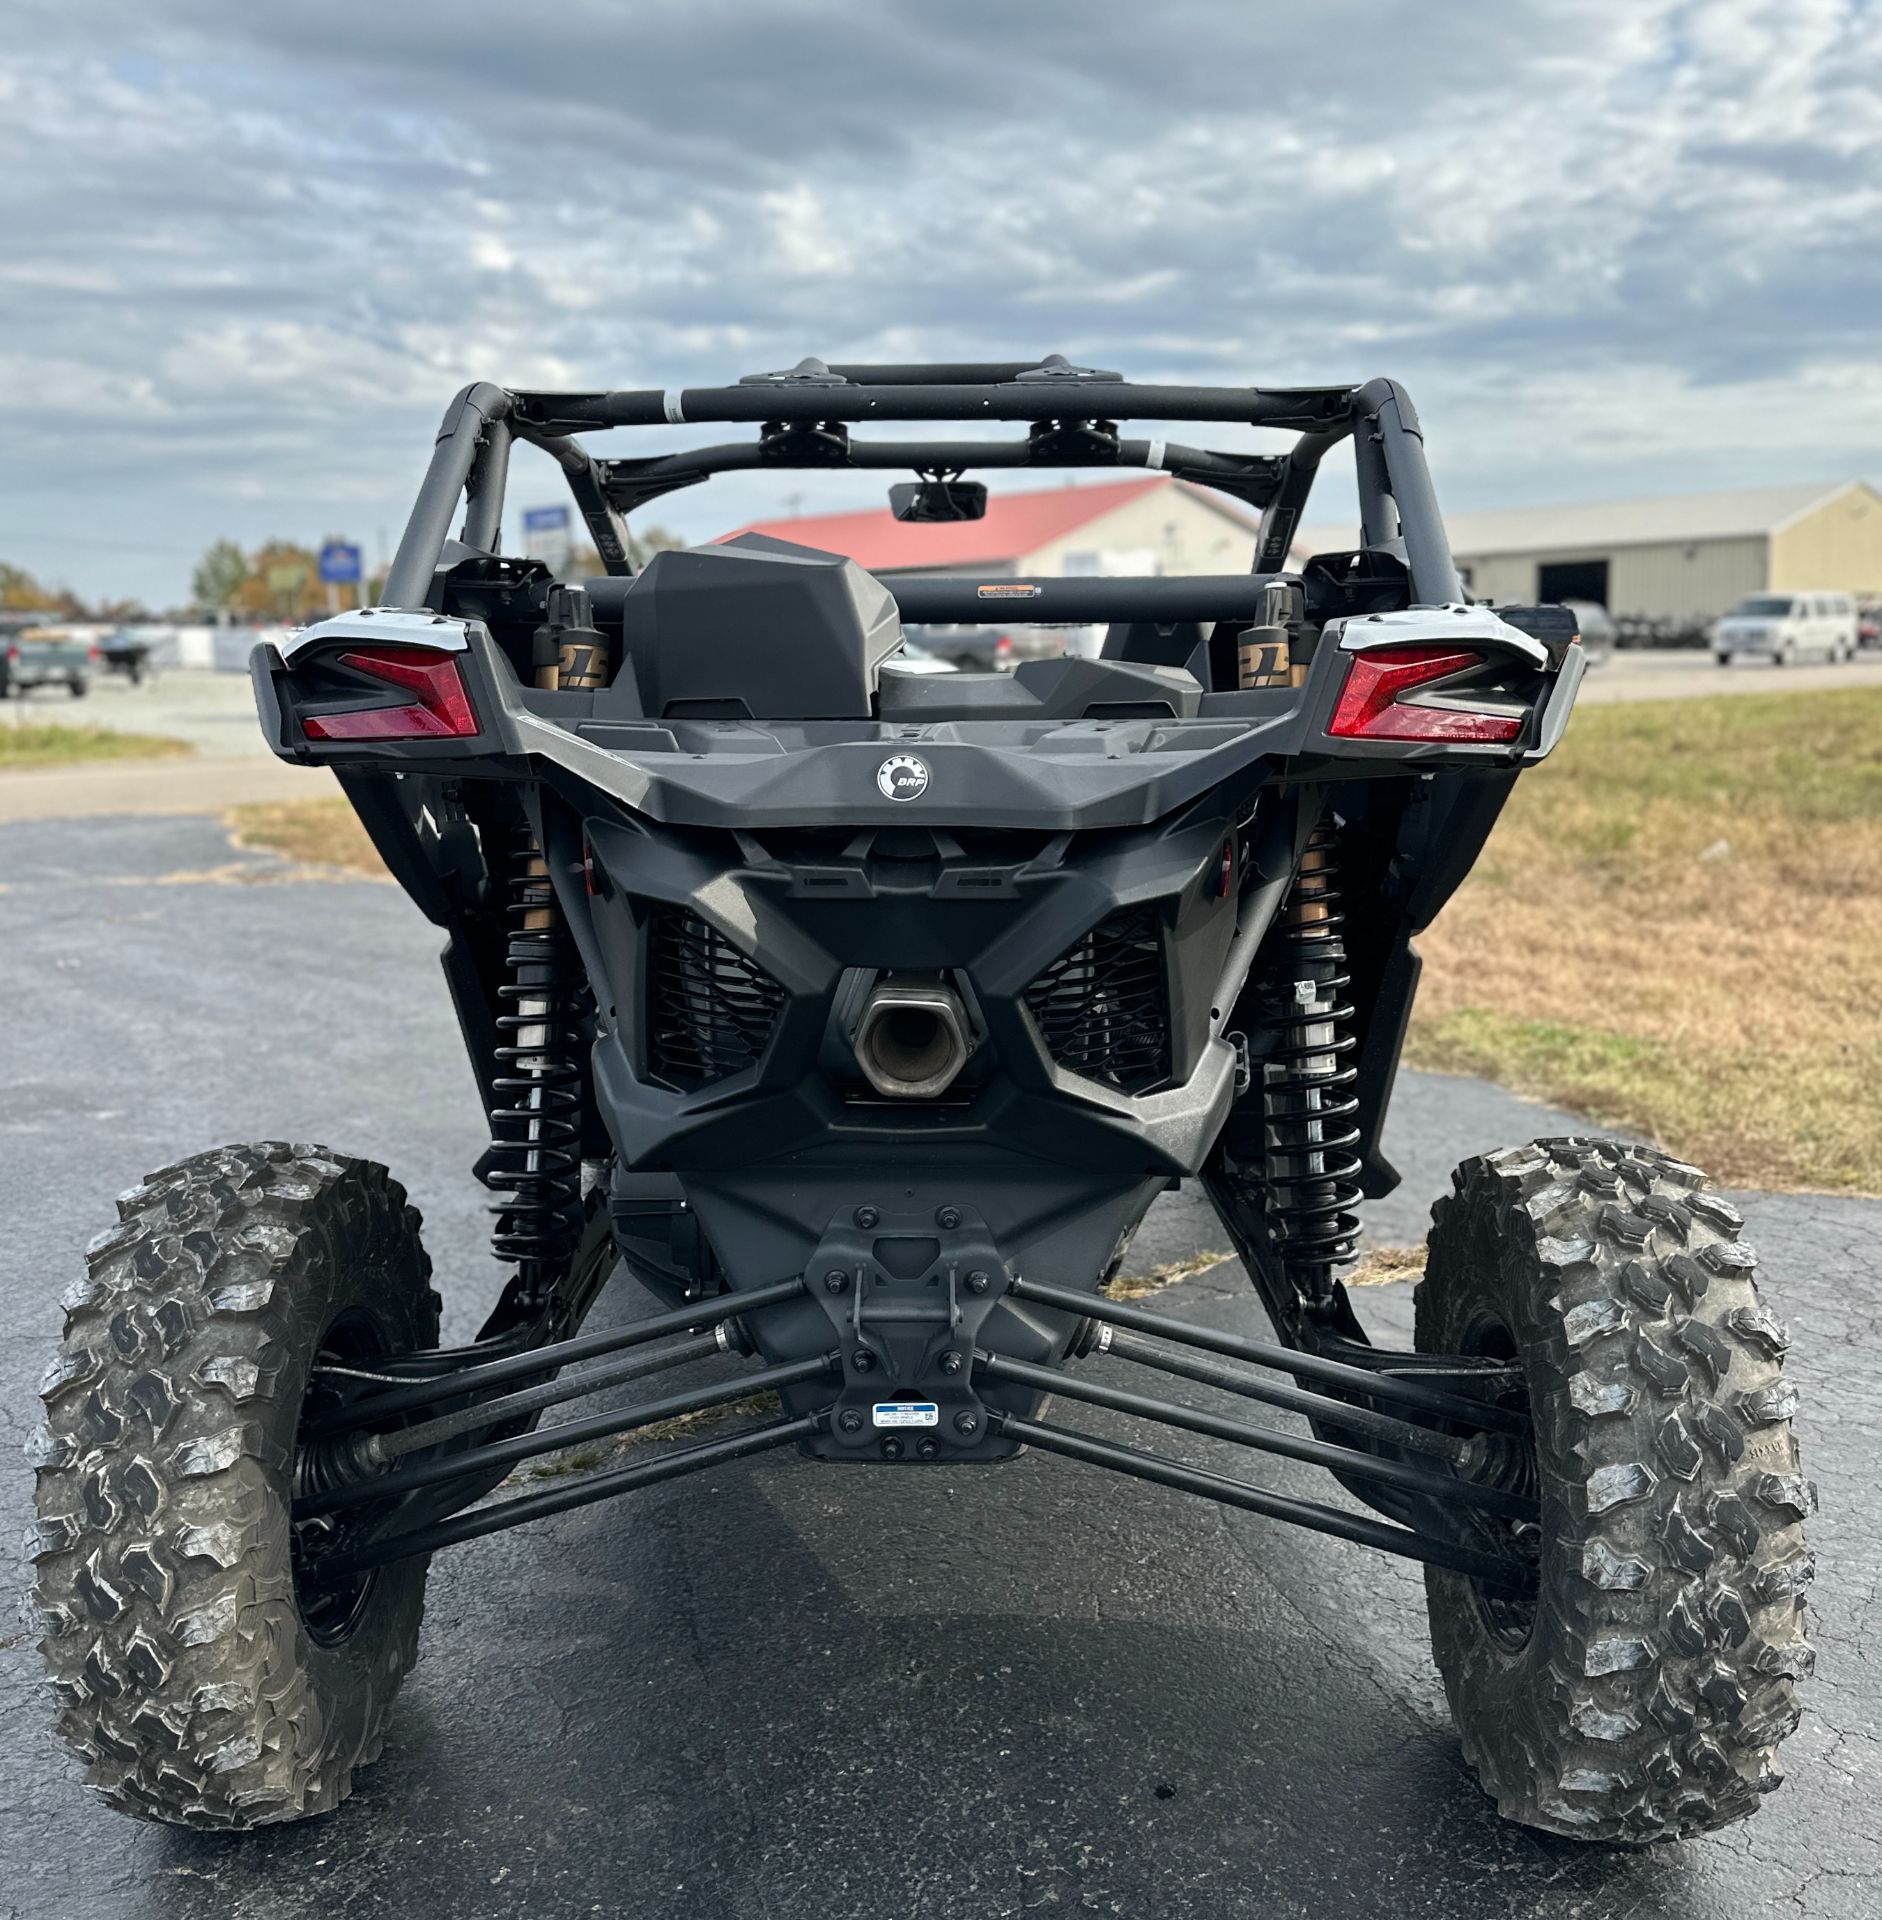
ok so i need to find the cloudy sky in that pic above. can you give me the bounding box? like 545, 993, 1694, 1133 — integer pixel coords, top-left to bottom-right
3, 0, 1880, 606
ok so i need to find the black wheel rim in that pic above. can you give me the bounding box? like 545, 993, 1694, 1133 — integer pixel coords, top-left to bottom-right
1461, 1314, 1542, 1647
292, 1310, 390, 1646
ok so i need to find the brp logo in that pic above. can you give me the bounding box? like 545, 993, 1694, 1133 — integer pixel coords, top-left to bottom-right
876, 754, 930, 802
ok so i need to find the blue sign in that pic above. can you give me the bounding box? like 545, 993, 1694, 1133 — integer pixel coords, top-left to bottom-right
318, 540, 363, 585
522, 503, 574, 565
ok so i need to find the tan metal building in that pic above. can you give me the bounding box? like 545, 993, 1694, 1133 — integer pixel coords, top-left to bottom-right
1299, 479, 1882, 625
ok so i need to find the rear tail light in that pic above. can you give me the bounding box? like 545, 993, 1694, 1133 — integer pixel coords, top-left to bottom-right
5, 644, 18, 665
89, 641, 102, 662
996, 633, 1013, 656
301, 646, 479, 741
1329, 646, 1524, 745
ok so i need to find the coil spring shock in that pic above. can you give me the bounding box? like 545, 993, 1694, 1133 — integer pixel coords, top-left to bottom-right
1261, 822, 1363, 1305
486, 828, 584, 1302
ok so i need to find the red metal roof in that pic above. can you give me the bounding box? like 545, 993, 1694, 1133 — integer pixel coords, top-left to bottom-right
717, 475, 1179, 572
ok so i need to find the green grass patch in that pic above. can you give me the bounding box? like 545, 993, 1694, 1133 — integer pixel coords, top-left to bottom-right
0, 723, 192, 769
1415, 1010, 1668, 1136
1525, 687, 1882, 830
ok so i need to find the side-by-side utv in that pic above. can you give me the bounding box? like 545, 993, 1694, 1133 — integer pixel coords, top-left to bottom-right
32, 358, 1810, 1841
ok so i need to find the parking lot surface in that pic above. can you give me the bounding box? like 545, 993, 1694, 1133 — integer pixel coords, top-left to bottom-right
1, 813, 1876, 1919
1573, 645, 1882, 704
0, 666, 275, 759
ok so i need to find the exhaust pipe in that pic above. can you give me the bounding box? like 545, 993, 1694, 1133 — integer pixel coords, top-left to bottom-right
853, 980, 972, 1099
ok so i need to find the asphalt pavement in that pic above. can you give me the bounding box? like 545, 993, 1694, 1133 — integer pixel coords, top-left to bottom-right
2, 812, 1877, 1920
1571, 644, 1882, 704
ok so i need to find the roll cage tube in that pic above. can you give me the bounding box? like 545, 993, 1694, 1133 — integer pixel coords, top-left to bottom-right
379, 361, 1463, 616
383, 383, 632, 608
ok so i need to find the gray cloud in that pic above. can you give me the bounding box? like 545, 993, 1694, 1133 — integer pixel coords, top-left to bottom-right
2, 0, 1879, 603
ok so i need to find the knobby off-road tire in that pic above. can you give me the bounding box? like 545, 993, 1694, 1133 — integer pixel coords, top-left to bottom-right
1416, 1137, 1811, 1843
30, 1143, 441, 1828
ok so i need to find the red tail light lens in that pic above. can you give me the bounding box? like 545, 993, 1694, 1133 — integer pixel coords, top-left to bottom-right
302, 646, 479, 741
1329, 646, 1523, 745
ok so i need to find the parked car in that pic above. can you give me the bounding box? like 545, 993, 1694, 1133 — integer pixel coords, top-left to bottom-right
99, 630, 155, 684
0, 625, 93, 697
1613, 612, 1705, 650
1714, 591, 1859, 665
882, 645, 957, 675
1560, 599, 1615, 666
902, 621, 1058, 672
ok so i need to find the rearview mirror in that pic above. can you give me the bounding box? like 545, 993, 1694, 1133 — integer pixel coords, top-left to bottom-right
889, 478, 988, 522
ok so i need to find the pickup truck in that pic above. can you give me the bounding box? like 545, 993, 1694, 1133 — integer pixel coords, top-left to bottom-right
0, 626, 94, 698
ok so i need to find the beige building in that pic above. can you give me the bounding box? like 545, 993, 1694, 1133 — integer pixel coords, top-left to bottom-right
1299, 480, 1882, 625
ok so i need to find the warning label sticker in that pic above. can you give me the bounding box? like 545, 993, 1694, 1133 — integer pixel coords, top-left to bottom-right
872, 1402, 940, 1429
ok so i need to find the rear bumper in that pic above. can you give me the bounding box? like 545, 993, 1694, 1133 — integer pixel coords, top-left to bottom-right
253, 607, 1580, 834
571, 801, 1247, 1183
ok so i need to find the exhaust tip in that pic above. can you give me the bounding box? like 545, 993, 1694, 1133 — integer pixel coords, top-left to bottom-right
854, 984, 971, 1099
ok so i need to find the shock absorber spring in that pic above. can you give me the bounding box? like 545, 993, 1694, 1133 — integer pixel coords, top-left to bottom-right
1261, 821, 1363, 1305
483, 587, 612, 1303
486, 829, 585, 1302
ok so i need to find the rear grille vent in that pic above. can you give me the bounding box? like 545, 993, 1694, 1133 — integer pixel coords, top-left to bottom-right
645, 908, 785, 1090
1023, 905, 1171, 1093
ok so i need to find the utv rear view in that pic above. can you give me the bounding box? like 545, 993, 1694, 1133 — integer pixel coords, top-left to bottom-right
31, 358, 1809, 1843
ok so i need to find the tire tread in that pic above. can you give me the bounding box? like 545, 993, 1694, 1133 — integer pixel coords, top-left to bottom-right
30, 1141, 437, 1828
1417, 1136, 1810, 1842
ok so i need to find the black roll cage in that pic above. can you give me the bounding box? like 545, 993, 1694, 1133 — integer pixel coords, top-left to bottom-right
382, 355, 1463, 615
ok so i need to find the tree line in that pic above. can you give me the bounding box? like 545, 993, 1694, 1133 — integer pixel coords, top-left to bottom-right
1, 525, 686, 629
188, 527, 683, 622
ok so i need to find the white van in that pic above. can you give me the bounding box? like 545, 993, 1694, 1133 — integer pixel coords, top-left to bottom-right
1714, 591, 1859, 666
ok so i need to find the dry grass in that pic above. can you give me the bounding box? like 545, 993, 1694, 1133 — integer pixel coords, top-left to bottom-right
226, 796, 386, 874
1347, 1244, 1425, 1287
1105, 1250, 1231, 1300
1408, 687, 1882, 1192
0, 723, 191, 769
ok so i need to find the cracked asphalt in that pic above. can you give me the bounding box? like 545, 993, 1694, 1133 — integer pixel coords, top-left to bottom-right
2, 812, 1877, 1919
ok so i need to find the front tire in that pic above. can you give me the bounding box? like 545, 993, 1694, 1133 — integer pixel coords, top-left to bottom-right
30, 1142, 441, 1828
1416, 1137, 1811, 1842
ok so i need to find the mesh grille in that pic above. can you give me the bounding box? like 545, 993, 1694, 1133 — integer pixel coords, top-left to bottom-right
1023, 905, 1171, 1093
646, 908, 785, 1090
